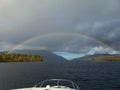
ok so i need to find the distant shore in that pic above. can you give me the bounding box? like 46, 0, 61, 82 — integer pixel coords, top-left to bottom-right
0, 53, 43, 62
88, 56, 120, 61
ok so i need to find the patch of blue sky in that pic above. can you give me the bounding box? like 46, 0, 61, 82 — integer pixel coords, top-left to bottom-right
54, 51, 85, 60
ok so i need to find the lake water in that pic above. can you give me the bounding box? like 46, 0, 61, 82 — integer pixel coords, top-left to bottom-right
0, 61, 120, 90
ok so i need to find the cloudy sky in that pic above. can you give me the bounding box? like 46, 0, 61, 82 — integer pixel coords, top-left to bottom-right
0, 0, 120, 59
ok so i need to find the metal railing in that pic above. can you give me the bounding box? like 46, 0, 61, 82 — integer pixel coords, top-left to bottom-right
33, 79, 80, 90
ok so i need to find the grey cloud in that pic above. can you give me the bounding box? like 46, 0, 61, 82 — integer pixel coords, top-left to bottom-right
0, 0, 120, 54
0, 41, 15, 51
75, 19, 120, 51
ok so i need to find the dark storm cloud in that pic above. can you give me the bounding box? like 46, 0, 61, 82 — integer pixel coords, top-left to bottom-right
76, 20, 120, 51
0, 0, 120, 54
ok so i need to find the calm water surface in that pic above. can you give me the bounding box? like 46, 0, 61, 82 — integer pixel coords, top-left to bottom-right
0, 61, 120, 90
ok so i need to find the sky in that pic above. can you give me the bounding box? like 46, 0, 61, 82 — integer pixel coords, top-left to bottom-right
54, 51, 85, 60
0, 0, 120, 59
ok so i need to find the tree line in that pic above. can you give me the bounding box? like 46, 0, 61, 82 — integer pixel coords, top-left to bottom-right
0, 53, 43, 62
89, 56, 120, 61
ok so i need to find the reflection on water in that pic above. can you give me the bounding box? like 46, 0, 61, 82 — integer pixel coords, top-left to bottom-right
0, 61, 120, 90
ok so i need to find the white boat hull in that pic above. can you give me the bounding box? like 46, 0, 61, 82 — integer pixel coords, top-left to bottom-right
11, 79, 80, 90
12, 87, 76, 90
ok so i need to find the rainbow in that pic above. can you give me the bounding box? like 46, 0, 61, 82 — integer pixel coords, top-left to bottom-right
7, 32, 113, 53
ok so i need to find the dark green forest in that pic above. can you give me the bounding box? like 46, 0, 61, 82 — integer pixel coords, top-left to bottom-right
0, 53, 43, 62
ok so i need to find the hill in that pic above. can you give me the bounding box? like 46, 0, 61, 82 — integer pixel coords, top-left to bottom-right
89, 56, 120, 61
71, 54, 120, 61
10, 49, 68, 63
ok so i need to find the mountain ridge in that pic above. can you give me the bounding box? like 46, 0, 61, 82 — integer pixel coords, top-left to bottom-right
10, 49, 68, 62
71, 54, 120, 61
